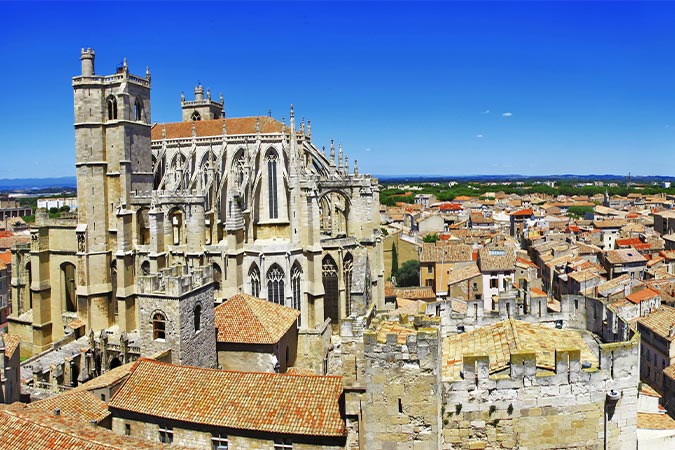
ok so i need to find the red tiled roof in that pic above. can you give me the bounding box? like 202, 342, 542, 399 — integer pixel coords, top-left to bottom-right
27, 389, 110, 424
1, 333, 20, 359
108, 359, 346, 437
516, 257, 538, 269
616, 237, 642, 247
511, 208, 533, 217
439, 203, 462, 211
626, 288, 660, 304
151, 116, 285, 140
0, 403, 189, 449
215, 294, 299, 344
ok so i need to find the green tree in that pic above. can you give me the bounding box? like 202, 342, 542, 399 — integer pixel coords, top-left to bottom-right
397, 260, 420, 287
391, 242, 399, 279
567, 205, 594, 219
423, 233, 439, 243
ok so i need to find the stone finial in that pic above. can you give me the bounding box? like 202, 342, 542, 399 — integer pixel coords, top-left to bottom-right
282, 116, 286, 126
145, 66, 151, 80
222, 120, 227, 136
329, 139, 336, 166
290, 104, 295, 119
180, 91, 185, 103
354, 159, 359, 176
322, 145, 326, 155
219, 92, 224, 104
345, 156, 349, 174
338, 143, 344, 168
300, 117, 305, 133
307, 120, 312, 139
123, 57, 127, 69
162, 126, 166, 139
207, 88, 211, 100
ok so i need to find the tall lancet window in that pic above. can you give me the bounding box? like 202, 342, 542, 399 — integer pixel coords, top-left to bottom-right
249, 264, 261, 297
267, 264, 285, 304
291, 263, 302, 326
107, 95, 118, 120
134, 98, 143, 121
266, 150, 279, 219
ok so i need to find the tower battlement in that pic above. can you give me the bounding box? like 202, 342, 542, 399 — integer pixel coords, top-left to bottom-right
137, 264, 213, 297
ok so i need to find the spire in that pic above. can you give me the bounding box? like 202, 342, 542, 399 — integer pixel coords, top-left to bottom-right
207, 88, 211, 100
123, 57, 128, 70
322, 145, 326, 156
345, 156, 349, 174
146, 66, 151, 81
162, 126, 166, 139
300, 117, 305, 133
307, 120, 312, 139
181, 91, 185, 103
289, 104, 295, 131
219, 92, 224, 104
192, 121, 197, 138
222, 120, 227, 136
329, 139, 336, 166
354, 159, 359, 176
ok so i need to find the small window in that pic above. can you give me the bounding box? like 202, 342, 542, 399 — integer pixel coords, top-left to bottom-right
490, 278, 498, 289
212, 433, 228, 450
134, 98, 143, 121
159, 426, 173, 444
194, 304, 202, 332
153, 312, 166, 340
107, 96, 118, 120
427, 266, 433, 274
125, 424, 131, 436
191, 111, 201, 121
273, 440, 293, 450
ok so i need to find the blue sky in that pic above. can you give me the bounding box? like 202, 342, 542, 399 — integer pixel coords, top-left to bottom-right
1, 1, 675, 178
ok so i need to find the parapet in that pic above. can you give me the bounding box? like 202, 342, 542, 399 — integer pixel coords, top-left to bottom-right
137, 264, 213, 297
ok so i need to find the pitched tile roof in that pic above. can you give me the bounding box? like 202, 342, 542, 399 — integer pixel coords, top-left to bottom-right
0, 403, 189, 450
626, 288, 660, 304
637, 305, 675, 342
419, 243, 473, 263
593, 219, 627, 229
393, 286, 436, 300
151, 117, 285, 140
27, 389, 110, 424
215, 293, 299, 344
637, 412, 675, 430
446, 264, 481, 285
1, 333, 20, 359
108, 359, 345, 437
605, 249, 647, 265
73, 362, 134, 392
478, 248, 516, 272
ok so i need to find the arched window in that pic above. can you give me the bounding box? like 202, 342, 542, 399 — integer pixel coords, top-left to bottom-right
249, 264, 261, 297
291, 264, 302, 326
134, 98, 143, 121
191, 111, 201, 121
107, 96, 118, 120
212, 263, 222, 293
153, 312, 166, 340
322, 256, 339, 323
141, 260, 150, 276
266, 150, 278, 219
61, 262, 77, 313
194, 304, 201, 332
267, 264, 284, 304
343, 253, 353, 317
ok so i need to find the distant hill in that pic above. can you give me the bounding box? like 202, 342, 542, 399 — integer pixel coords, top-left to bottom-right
0, 176, 77, 191
376, 174, 675, 184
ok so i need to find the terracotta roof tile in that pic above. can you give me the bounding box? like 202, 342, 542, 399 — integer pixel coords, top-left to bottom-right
215, 294, 299, 344
108, 359, 345, 437
1, 334, 20, 359
73, 362, 134, 392
638, 306, 675, 342
393, 286, 436, 300
637, 412, 675, 430
0, 403, 188, 449
27, 389, 110, 424
151, 116, 285, 140
626, 288, 660, 304
478, 248, 516, 272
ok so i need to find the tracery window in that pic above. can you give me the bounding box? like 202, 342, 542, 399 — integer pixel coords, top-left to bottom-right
191, 111, 201, 121
267, 264, 285, 305
343, 253, 353, 317
107, 96, 118, 120
291, 264, 302, 326
322, 256, 339, 323
266, 150, 278, 219
249, 264, 261, 297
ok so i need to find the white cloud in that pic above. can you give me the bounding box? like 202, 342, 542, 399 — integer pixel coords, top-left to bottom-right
502, 112, 513, 117
475, 134, 484, 138
482, 109, 490, 114
364, 147, 372, 152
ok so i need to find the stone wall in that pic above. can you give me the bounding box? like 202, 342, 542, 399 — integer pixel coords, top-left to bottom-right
363, 328, 442, 450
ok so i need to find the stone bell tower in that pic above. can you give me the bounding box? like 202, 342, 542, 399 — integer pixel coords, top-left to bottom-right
73, 49, 153, 330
